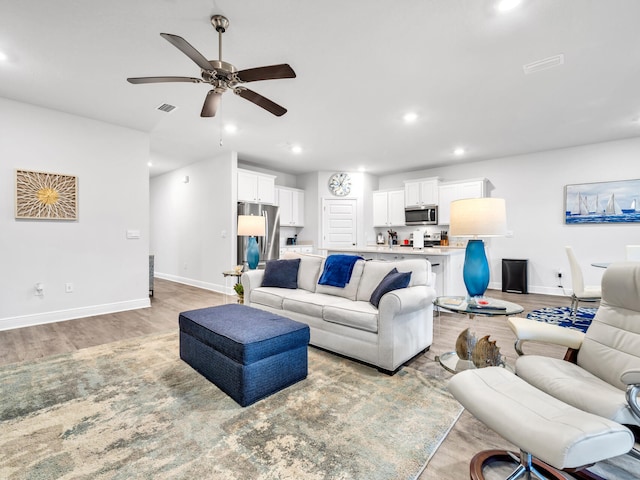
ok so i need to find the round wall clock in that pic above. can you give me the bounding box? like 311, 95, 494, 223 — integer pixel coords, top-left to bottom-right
328, 172, 352, 197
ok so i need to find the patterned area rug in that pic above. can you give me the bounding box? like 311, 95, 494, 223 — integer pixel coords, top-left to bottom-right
0, 333, 462, 480
526, 306, 597, 333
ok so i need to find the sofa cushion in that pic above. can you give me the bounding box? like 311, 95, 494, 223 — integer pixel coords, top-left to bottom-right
262, 258, 301, 289
282, 252, 325, 292
322, 299, 379, 333
369, 269, 412, 308
315, 260, 365, 301
356, 259, 427, 302
282, 291, 349, 318
250, 287, 291, 310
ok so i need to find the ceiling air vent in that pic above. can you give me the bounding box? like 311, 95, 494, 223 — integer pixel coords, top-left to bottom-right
156, 103, 177, 113
523, 54, 564, 75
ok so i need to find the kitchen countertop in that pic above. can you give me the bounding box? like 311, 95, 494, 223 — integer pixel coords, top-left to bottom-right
319, 246, 465, 256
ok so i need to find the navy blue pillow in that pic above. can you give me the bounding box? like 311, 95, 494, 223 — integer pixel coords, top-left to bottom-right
370, 268, 412, 307
261, 258, 301, 289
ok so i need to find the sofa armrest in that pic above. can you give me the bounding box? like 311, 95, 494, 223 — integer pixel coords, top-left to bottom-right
378, 285, 437, 316
507, 317, 585, 356
241, 270, 264, 304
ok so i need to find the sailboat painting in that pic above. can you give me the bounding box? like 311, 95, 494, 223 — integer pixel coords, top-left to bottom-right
565, 179, 640, 224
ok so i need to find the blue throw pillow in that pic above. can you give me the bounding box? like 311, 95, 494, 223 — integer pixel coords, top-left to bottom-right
369, 268, 412, 308
261, 258, 301, 289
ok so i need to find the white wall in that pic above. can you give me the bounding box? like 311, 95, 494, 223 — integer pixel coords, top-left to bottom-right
0, 98, 150, 329
380, 137, 640, 294
150, 152, 237, 294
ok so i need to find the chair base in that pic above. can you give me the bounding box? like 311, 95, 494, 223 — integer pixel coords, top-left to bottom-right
570, 294, 599, 318
469, 449, 606, 480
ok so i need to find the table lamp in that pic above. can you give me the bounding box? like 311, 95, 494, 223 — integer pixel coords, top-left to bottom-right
449, 198, 507, 298
237, 214, 266, 270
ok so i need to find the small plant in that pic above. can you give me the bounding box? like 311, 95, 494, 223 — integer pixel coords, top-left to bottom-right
234, 283, 244, 303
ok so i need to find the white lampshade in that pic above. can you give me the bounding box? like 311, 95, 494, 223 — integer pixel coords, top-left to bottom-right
449, 198, 508, 237
237, 215, 265, 237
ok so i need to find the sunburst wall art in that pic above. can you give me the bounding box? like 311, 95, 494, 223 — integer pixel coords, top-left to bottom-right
15, 170, 78, 220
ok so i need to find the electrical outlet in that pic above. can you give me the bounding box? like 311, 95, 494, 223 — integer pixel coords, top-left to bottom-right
65, 283, 73, 293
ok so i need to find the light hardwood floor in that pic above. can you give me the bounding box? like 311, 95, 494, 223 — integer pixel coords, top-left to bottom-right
0, 278, 585, 479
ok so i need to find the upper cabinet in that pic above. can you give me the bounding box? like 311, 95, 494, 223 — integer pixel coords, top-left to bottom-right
437, 178, 486, 225
373, 189, 405, 227
237, 169, 276, 204
275, 186, 305, 227
404, 177, 439, 207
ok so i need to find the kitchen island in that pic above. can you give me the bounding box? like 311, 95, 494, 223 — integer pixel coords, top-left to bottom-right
319, 246, 466, 297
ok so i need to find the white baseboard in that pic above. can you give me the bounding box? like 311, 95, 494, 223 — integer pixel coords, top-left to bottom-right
487, 282, 567, 297
0, 298, 151, 332
154, 272, 230, 295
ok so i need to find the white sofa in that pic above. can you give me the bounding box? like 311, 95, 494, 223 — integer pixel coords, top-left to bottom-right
241, 252, 437, 373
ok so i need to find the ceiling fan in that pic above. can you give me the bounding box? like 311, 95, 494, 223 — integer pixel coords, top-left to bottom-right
127, 15, 296, 117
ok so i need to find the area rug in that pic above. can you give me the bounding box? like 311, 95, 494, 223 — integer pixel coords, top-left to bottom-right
526, 306, 597, 333
0, 333, 462, 480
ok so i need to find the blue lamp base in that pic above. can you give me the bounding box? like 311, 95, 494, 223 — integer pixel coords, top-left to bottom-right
463, 239, 490, 298
247, 236, 260, 270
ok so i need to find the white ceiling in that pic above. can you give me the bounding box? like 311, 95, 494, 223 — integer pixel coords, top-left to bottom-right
2, 0, 640, 177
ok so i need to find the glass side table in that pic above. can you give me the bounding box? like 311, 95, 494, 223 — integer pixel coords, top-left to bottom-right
434, 296, 524, 373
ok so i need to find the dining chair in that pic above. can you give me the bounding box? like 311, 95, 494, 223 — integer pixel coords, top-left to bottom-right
565, 246, 601, 317
627, 245, 640, 261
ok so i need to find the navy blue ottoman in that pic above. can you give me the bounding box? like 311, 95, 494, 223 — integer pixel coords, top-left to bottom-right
179, 304, 310, 407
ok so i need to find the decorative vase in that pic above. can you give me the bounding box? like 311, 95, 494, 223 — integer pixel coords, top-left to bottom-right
463, 239, 490, 297
247, 236, 259, 270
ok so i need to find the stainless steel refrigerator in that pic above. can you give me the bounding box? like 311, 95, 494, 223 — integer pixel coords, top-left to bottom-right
237, 202, 280, 269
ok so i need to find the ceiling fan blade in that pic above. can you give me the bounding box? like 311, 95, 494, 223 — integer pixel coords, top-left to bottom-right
160, 33, 214, 71
236, 64, 296, 83
234, 88, 287, 116
127, 76, 202, 84
201, 90, 222, 117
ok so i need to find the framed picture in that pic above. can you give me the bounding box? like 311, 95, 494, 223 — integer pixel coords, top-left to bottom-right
565, 178, 640, 224
15, 170, 78, 220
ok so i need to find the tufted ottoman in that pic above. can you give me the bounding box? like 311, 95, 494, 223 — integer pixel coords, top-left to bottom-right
179, 304, 310, 407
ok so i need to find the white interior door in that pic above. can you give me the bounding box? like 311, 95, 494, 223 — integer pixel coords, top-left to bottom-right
322, 198, 358, 249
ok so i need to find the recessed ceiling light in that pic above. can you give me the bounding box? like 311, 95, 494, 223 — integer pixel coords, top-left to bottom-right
291, 145, 302, 154
496, 0, 522, 12
358, 166, 366, 172
453, 147, 466, 156
403, 112, 418, 124
224, 123, 238, 134
147, 161, 153, 167
0, 51, 8, 62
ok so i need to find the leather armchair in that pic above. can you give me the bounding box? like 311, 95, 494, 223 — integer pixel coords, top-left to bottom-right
509, 261, 640, 451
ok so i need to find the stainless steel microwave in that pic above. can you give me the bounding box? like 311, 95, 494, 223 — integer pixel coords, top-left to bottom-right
405, 205, 438, 225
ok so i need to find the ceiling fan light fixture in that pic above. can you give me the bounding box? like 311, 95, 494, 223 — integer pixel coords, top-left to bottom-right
224, 123, 238, 134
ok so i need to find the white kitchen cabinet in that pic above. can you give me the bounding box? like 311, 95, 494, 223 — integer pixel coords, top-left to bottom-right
438, 178, 486, 225
237, 169, 276, 204
372, 189, 405, 227
404, 177, 439, 207
275, 186, 305, 226
279, 245, 313, 258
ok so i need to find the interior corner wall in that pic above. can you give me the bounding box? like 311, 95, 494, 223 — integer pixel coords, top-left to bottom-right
150, 151, 236, 294
0, 97, 150, 330
379, 137, 640, 295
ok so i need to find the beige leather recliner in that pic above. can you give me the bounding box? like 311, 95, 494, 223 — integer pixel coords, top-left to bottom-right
448, 262, 640, 479
510, 261, 640, 450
